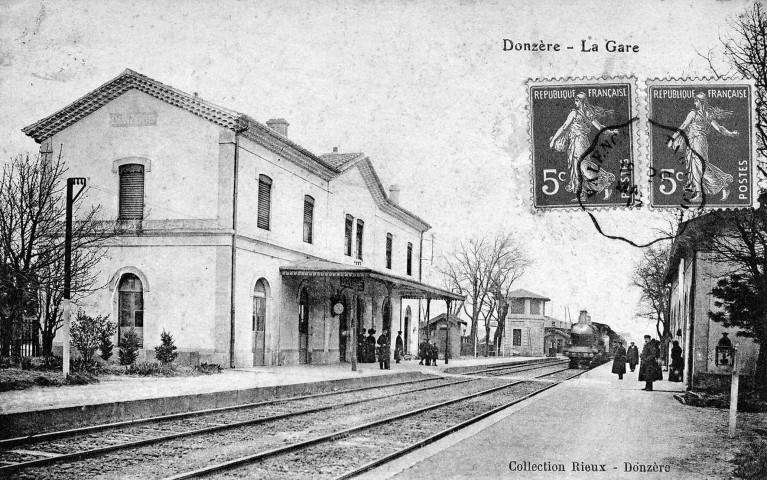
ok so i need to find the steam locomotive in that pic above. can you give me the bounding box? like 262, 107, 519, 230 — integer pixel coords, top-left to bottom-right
564, 310, 620, 369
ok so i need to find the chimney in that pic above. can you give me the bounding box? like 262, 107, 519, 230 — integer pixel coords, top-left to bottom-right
333, 146, 339, 153
389, 184, 401, 204
266, 118, 289, 137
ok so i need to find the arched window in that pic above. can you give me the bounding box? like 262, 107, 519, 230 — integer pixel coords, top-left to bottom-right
118, 273, 144, 347
344, 214, 354, 256
257, 174, 272, 230
385, 233, 393, 269
119, 164, 144, 220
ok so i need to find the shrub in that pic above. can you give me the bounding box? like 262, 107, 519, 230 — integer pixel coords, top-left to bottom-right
194, 363, 223, 375
99, 326, 116, 362
734, 439, 767, 479
154, 330, 178, 365
20, 357, 33, 370
65, 372, 98, 385
71, 357, 102, 374
71, 310, 115, 365
123, 362, 174, 376
118, 328, 141, 366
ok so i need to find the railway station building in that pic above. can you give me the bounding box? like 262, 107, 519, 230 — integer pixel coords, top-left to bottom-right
23, 69, 461, 368
665, 212, 760, 389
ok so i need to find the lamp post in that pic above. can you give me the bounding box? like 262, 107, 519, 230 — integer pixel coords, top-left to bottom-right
62, 177, 87, 377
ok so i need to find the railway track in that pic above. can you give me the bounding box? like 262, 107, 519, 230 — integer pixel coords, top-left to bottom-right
464, 358, 569, 377
0, 360, 581, 479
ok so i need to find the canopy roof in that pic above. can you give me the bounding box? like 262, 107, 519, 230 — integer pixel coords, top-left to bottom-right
280, 259, 463, 301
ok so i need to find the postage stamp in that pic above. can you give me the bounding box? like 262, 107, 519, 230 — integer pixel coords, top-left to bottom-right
528, 78, 638, 210
646, 79, 755, 209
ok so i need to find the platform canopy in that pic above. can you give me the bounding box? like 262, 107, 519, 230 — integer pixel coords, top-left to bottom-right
280, 259, 463, 302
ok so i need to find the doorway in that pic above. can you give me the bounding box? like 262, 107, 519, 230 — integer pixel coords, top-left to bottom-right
252, 279, 268, 366
298, 288, 309, 364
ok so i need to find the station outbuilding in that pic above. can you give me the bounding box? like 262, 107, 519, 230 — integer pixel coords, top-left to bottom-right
22, 69, 461, 368
420, 313, 466, 360
500, 289, 550, 357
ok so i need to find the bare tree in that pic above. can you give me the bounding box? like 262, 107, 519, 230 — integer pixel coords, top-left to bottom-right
439, 233, 529, 356
0, 152, 113, 359
632, 243, 672, 350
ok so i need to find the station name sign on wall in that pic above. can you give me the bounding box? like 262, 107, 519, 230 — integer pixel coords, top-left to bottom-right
110, 112, 157, 127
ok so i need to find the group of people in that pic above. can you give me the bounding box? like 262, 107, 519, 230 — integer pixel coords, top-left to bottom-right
356, 328, 405, 370
611, 335, 685, 391
418, 339, 440, 366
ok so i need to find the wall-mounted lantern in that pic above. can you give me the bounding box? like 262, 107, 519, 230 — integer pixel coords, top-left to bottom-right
715, 333, 733, 367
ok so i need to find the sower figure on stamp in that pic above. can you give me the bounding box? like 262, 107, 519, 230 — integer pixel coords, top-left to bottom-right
612, 341, 627, 380
377, 330, 391, 370
626, 341, 639, 372
668, 92, 738, 201
549, 92, 617, 201
639, 335, 662, 391
394, 331, 404, 364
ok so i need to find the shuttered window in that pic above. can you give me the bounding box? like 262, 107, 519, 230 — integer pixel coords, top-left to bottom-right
355, 219, 364, 261
385, 233, 393, 269
344, 215, 353, 256
119, 164, 144, 220
257, 175, 272, 230
406, 242, 413, 276
303, 195, 314, 244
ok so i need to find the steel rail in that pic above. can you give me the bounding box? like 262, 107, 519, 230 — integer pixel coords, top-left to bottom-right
0, 376, 475, 474
334, 368, 589, 479
463, 358, 567, 375
159, 379, 528, 480
481, 363, 570, 378
0, 374, 444, 449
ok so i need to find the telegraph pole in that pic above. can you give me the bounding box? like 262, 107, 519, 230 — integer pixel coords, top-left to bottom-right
62, 177, 87, 377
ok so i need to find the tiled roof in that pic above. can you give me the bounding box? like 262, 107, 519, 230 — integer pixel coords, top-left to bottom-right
427, 313, 468, 326
319, 152, 365, 169
23, 69, 242, 142
22, 69, 339, 177
507, 289, 551, 301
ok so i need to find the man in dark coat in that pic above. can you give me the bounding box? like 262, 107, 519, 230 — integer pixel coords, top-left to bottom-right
612, 341, 627, 380
430, 339, 439, 366
377, 330, 391, 370
626, 342, 639, 372
419, 339, 430, 365
394, 331, 404, 363
668, 340, 684, 382
357, 327, 367, 363
366, 329, 377, 363
638, 335, 662, 391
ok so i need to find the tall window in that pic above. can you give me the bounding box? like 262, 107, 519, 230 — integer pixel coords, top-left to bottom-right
355, 219, 364, 261
303, 195, 314, 244
406, 242, 413, 276
257, 174, 272, 230
118, 274, 144, 347
344, 215, 354, 256
385, 233, 393, 269
512, 328, 522, 346
119, 164, 144, 220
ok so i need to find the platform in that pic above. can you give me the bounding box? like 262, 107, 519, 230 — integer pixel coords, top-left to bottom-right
0, 355, 544, 438
363, 363, 747, 480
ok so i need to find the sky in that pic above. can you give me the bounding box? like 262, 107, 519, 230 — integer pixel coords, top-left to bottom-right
0, 0, 757, 343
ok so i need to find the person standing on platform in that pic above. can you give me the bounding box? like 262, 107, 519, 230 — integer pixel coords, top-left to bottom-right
394, 331, 404, 364
357, 327, 367, 363
378, 330, 391, 370
612, 341, 627, 380
639, 335, 662, 391
366, 329, 377, 363
419, 338, 430, 365
626, 342, 639, 372
430, 339, 439, 366
668, 340, 684, 382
